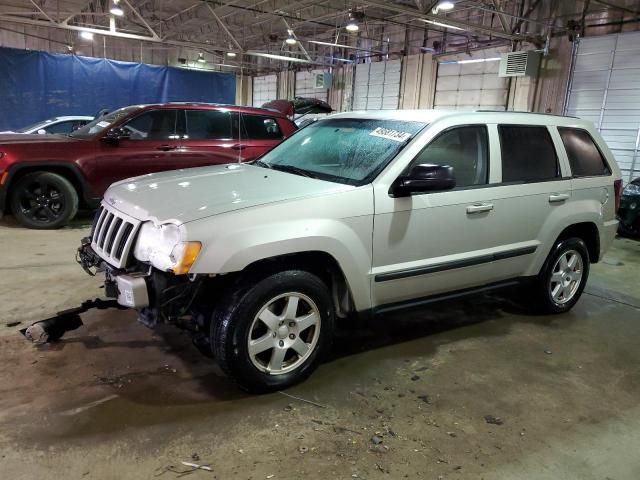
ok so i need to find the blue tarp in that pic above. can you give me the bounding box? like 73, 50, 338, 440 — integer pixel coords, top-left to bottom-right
0, 47, 236, 131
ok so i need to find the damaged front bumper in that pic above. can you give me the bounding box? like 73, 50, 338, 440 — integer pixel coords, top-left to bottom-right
77, 238, 202, 328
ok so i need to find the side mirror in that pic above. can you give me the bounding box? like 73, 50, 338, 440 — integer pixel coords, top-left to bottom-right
102, 127, 130, 143
37, 129, 47, 135
390, 164, 456, 197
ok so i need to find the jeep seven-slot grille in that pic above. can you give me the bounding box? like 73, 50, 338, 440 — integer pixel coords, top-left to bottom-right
91, 204, 141, 269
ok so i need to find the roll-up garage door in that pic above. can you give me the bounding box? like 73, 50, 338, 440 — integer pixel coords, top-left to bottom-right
352, 59, 401, 110
295, 70, 329, 102
565, 32, 640, 183
252, 74, 277, 107
434, 47, 509, 111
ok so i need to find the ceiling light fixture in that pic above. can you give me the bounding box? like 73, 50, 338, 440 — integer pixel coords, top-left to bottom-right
80, 30, 94, 40
285, 29, 297, 45
227, 51, 237, 57
436, 1, 455, 11
110, 0, 124, 16
345, 12, 359, 32
197, 53, 206, 63
418, 19, 465, 31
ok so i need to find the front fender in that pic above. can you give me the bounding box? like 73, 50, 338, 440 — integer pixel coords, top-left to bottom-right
187, 208, 374, 311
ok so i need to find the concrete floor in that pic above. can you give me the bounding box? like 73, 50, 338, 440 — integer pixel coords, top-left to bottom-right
1, 213, 639, 480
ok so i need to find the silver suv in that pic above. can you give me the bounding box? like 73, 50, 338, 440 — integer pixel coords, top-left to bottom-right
78, 110, 622, 392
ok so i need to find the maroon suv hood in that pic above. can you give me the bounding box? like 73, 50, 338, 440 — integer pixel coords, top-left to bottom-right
0, 134, 81, 144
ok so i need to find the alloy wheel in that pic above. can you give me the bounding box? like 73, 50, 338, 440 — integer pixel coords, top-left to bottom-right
247, 292, 321, 375
549, 249, 584, 305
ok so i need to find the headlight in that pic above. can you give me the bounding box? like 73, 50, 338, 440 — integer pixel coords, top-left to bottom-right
133, 222, 201, 274
623, 183, 640, 196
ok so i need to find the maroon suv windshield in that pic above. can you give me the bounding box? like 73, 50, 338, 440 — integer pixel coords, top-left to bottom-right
69, 106, 142, 138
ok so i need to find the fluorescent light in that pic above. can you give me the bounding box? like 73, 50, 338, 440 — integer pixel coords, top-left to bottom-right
307, 40, 386, 54
110, 6, 124, 16
247, 52, 313, 64
419, 19, 465, 31
80, 31, 94, 40
437, 1, 455, 10
226, 51, 237, 57
442, 57, 502, 64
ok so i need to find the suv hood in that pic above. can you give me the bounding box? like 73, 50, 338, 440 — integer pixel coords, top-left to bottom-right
0, 133, 79, 144
105, 164, 353, 224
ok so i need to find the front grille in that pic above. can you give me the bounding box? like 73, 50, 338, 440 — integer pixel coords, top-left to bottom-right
91, 203, 141, 269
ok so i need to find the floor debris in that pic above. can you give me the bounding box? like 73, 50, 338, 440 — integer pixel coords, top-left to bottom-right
278, 391, 327, 409
59, 394, 119, 416
484, 415, 504, 425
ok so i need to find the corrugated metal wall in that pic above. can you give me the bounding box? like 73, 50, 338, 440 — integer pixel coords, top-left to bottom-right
566, 32, 640, 182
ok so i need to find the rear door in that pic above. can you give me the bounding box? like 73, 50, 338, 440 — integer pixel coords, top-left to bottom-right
177, 109, 243, 166
483, 124, 572, 277
92, 108, 181, 193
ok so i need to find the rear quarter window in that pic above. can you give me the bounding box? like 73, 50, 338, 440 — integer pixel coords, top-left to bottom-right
499, 125, 559, 183
558, 127, 611, 177
241, 114, 282, 140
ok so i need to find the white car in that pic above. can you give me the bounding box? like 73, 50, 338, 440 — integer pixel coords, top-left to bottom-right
78, 110, 622, 392
0, 116, 94, 135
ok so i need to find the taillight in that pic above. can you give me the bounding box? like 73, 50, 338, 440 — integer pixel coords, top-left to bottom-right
614, 179, 623, 211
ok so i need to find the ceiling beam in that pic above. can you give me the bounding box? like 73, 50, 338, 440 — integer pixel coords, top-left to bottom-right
357, 0, 539, 42
121, 0, 160, 40
203, 2, 242, 50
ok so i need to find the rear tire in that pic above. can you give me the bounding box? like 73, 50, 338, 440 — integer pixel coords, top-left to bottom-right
529, 237, 590, 314
212, 270, 334, 393
9, 172, 78, 229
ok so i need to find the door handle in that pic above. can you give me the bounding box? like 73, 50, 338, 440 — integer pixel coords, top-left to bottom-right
157, 145, 177, 151
231, 144, 247, 150
466, 203, 494, 214
549, 193, 570, 203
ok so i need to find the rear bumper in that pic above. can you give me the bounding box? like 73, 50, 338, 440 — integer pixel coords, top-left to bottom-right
600, 218, 619, 259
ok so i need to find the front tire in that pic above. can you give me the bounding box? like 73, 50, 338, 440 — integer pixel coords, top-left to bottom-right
212, 270, 334, 393
530, 237, 590, 314
9, 172, 79, 229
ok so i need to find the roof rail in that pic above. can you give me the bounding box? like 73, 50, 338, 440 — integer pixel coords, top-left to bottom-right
474, 109, 579, 119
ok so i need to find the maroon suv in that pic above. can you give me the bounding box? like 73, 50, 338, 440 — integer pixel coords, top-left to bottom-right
0, 103, 297, 229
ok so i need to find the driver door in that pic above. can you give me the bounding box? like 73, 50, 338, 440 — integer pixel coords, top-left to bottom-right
92, 109, 181, 193
372, 124, 509, 307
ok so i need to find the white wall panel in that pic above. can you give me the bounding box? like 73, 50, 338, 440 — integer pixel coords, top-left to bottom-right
566, 31, 640, 182
433, 47, 509, 111
352, 59, 401, 110
252, 74, 277, 107
294, 70, 329, 102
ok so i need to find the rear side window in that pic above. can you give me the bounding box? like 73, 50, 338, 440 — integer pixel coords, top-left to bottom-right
241, 114, 282, 140
499, 125, 559, 182
122, 110, 178, 140
558, 127, 611, 177
184, 110, 234, 140
408, 125, 489, 188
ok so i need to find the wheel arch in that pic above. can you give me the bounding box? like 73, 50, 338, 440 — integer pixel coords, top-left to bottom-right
239, 250, 356, 319
3, 162, 97, 211
555, 222, 600, 263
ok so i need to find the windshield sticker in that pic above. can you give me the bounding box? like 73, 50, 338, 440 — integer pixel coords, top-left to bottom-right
369, 127, 412, 142
96, 121, 111, 128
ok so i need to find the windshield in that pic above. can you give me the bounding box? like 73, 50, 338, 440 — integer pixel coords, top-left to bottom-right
70, 106, 141, 138
16, 119, 55, 133
256, 118, 427, 186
